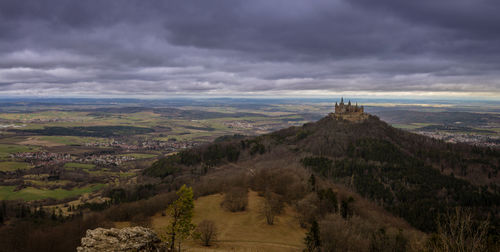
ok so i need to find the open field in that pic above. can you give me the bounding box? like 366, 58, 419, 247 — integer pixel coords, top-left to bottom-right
147, 191, 305, 251
64, 162, 95, 170
122, 153, 157, 159
24, 179, 72, 187
0, 184, 105, 201
38, 136, 107, 145
391, 123, 435, 130
19, 137, 65, 147
0, 161, 33, 171
0, 144, 39, 159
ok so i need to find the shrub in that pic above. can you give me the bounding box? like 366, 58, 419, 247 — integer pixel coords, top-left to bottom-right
319, 214, 370, 252
261, 191, 284, 225
296, 193, 320, 227
221, 187, 248, 212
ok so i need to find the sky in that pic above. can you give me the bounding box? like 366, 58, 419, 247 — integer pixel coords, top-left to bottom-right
0, 0, 499, 99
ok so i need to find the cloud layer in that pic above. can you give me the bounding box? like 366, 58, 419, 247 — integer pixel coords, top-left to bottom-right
0, 0, 499, 98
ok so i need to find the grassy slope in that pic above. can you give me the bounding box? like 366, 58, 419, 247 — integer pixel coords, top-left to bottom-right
0, 184, 105, 201
140, 191, 305, 251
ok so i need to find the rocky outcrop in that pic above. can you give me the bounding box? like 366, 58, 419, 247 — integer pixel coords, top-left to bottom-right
77, 226, 166, 252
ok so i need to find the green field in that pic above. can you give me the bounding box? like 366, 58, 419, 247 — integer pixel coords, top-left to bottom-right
0, 144, 38, 159
118, 172, 136, 177
0, 184, 105, 201
86, 170, 135, 177
24, 179, 71, 187
64, 162, 95, 170
0, 161, 32, 172
39, 136, 106, 145
391, 123, 434, 130
122, 153, 157, 159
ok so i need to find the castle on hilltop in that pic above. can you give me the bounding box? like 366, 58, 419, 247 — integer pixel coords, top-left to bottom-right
335, 97, 364, 114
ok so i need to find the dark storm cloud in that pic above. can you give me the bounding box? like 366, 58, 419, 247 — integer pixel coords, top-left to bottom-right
0, 0, 499, 97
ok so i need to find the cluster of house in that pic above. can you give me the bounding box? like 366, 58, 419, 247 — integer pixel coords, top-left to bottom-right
83, 140, 140, 150
14, 118, 75, 123
75, 154, 136, 166
83, 139, 200, 151
224, 121, 254, 129
416, 131, 500, 148
11, 152, 72, 166
11, 151, 134, 168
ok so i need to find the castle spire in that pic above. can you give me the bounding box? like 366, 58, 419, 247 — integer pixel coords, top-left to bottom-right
333, 99, 365, 116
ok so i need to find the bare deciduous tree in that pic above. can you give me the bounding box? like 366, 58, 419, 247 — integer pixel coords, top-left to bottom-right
221, 187, 248, 212
261, 191, 284, 225
296, 193, 320, 227
431, 207, 489, 252
194, 220, 217, 246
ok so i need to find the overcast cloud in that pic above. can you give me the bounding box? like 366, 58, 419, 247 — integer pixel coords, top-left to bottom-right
0, 0, 499, 98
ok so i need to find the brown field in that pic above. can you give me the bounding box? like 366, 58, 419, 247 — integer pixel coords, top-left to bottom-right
117, 191, 306, 251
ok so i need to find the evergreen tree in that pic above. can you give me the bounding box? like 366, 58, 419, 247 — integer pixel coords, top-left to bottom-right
309, 174, 316, 192
304, 220, 321, 252
341, 197, 354, 219
394, 230, 408, 252
166, 185, 195, 251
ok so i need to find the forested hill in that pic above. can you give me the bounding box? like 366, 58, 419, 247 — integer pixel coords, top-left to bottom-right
145, 114, 500, 236
285, 114, 499, 187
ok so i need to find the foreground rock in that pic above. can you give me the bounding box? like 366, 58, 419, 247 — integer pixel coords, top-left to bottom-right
77, 226, 166, 252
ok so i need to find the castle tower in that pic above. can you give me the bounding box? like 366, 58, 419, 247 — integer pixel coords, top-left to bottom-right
334, 98, 364, 115
332, 98, 366, 121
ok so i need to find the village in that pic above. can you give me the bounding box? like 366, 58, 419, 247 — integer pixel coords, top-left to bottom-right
11, 151, 72, 166
10, 151, 136, 167
83, 139, 201, 151
415, 130, 500, 148
7, 139, 202, 169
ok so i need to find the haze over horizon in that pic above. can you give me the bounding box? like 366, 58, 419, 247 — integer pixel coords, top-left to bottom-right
1, 0, 499, 99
